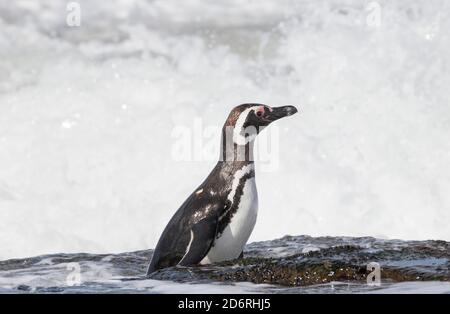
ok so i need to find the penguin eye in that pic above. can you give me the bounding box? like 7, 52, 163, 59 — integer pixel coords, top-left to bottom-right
255, 108, 264, 117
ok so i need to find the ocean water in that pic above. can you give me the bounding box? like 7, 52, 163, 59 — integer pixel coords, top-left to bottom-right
1, 235, 449, 294
1, 0, 450, 267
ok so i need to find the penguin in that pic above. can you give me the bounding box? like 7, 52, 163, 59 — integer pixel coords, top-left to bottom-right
147, 103, 298, 275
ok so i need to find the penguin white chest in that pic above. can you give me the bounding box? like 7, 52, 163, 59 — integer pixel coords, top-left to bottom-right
201, 176, 258, 264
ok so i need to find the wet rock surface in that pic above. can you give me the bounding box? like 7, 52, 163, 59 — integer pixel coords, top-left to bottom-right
149, 235, 450, 286
1, 235, 449, 293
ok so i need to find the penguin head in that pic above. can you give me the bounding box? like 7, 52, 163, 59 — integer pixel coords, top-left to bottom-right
224, 103, 298, 145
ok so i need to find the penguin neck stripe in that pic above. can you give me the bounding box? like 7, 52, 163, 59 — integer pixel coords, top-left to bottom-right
216, 164, 255, 237
233, 107, 257, 145
220, 127, 256, 162
227, 164, 254, 204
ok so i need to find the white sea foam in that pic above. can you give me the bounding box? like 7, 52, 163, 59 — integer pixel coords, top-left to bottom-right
1, 0, 450, 260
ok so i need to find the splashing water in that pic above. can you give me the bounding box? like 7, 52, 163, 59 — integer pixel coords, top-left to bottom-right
1, 236, 449, 293
0, 0, 450, 262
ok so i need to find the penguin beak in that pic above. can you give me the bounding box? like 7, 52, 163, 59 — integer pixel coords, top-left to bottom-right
265, 105, 298, 123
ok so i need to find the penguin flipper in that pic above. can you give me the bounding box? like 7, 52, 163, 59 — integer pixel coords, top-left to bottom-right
178, 215, 218, 266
